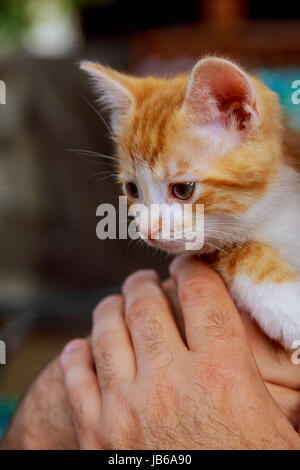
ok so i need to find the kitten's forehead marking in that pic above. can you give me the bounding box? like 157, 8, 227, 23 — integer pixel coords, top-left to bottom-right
135, 159, 164, 203
168, 158, 195, 180
136, 156, 196, 183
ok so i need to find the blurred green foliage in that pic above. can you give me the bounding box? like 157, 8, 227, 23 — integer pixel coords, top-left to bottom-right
0, 0, 29, 41
0, 0, 115, 42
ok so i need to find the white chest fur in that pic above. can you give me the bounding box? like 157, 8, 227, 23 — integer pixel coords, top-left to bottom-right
247, 165, 300, 273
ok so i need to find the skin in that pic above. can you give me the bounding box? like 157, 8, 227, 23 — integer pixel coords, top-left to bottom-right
2, 256, 300, 449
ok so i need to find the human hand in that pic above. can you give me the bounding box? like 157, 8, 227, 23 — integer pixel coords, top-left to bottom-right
0, 358, 78, 450
60, 256, 300, 449
163, 278, 300, 430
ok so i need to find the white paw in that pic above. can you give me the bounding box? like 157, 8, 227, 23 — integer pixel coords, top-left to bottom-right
230, 275, 300, 349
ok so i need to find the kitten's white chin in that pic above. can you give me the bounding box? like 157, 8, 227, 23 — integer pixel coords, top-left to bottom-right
144, 237, 225, 255
144, 238, 199, 254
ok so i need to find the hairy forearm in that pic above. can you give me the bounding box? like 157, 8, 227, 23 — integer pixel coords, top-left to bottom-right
0, 358, 78, 450
0, 281, 177, 450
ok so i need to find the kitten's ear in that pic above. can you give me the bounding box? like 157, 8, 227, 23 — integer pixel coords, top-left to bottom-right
183, 57, 260, 134
80, 61, 134, 130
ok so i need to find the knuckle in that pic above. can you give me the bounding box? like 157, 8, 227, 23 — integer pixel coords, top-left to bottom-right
92, 329, 132, 388
180, 273, 221, 303
202, 308, 232, 338
142, 321, 173, 365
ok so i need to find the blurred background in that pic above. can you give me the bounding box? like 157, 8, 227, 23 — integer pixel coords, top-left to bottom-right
1, 0, 300, 437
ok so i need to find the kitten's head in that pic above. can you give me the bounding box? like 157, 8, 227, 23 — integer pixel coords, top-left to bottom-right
81, 57, 282, 254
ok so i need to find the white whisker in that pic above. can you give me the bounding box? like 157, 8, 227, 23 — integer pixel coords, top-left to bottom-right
81, 170, 117, 183
67, 148, 116, 161
82, 95, 118, 145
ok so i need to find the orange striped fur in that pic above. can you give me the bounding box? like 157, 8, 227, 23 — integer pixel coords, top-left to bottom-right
81, 57, 300, 348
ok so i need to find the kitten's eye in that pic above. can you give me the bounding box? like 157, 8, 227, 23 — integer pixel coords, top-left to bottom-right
124, 181, 139, 199
171, 183, 195, 200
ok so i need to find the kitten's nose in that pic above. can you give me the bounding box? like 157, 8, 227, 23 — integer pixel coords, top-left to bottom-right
140, 227, 160, 240
139, 216, 161, 240
148, 229, 160, 241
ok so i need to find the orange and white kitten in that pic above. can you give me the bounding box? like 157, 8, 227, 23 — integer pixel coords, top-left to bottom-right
81, 57, 300, 349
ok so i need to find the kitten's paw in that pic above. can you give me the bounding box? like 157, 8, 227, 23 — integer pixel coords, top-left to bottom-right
231, 276, 300, 350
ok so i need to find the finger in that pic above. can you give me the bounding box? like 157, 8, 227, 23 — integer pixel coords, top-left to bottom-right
92, 295, 136, 389
242, 313, 300, 390
122, 270, 186, 370
60, 339, 102, 449
266, 382, 300, 430
170, 255, 248, 352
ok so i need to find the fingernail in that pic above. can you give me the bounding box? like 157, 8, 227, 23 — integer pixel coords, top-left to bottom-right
99, 295, 121, 309
122, 269, 158, 293
62, 339, 84, 355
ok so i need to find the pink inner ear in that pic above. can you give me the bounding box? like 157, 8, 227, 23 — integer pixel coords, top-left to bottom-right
185, 58, 258, 131
217, 95, 253, 130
